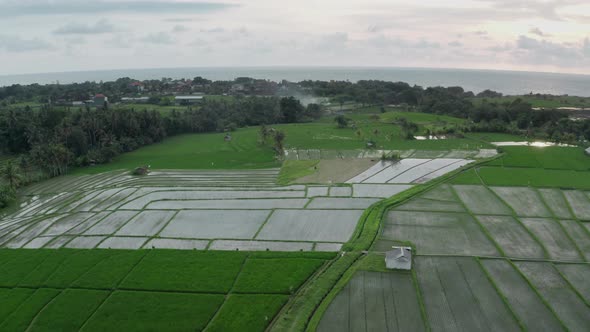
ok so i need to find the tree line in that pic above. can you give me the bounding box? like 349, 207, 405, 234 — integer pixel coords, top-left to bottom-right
0, 96, 318, 207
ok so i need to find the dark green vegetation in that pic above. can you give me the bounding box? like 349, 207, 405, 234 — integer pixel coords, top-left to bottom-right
472, 94, 590, 109
452, 146, 590, 189
74, 110, 490, 174
0, 249, 333, 332
489, 146, 590, 170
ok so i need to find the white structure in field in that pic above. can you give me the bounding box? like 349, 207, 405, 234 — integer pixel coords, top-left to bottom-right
385, 246, 412, 270
586, 147, 590, 155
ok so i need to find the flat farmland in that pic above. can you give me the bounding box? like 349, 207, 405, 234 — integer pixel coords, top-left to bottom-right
556, 264, 590, 303
452, 185, 512, 215
476, 215, 546, 259
379, 211, 499, 256
317, 271, 426, 332
2, 169, 402, 252
0, 249, 333, 332
514, 261, 590, 331
490, 187, 552, 217
480, 259, 565, 331
415, 256, 520, 332
520, 218, 582, 261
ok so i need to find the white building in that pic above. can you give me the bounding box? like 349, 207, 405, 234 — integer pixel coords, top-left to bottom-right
385, 247, 412, 270
585, 147, 590, 155
175, 95, 203, 105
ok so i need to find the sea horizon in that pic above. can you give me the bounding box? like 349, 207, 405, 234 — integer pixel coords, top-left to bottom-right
2, 66, 590, 97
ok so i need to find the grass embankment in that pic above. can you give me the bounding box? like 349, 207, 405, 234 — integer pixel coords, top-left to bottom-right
452, 146, 590, 189
0, 249, 334, 332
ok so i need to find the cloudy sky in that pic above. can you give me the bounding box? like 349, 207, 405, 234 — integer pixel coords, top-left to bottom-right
0, 0, 589, 75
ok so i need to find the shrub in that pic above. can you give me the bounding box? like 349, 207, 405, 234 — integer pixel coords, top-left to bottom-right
0, 185, 16, 208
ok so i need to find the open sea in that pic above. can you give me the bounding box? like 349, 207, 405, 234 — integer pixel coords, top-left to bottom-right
1, 67, 589, 96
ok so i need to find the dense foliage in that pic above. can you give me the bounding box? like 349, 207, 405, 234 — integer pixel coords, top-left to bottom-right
0, 96, 318, 184
1, 77, 588, 189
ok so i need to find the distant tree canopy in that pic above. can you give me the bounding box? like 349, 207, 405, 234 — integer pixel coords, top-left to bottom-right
0, 96, 318, 178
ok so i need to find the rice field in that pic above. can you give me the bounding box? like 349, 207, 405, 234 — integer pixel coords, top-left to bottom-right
3, 169, 426, 252
346, 158, 474, 184
0, 249, 333, 332
317, 271, 426, 332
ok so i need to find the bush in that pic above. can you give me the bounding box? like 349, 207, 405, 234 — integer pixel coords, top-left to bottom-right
0, 185, 15, 208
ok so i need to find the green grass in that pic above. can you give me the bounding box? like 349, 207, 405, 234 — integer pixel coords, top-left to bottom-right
471, 95, 590, 108
71, 113, 491, 175
477, 167, 590, 189
0, 249, 331, 332
121, 250, 246, 293
72, 250, 146, 289
277, 160, 319, 185
43, 250, 113, 288
276, 122, 490, 151
233, 258, 325, 294
18, 250, 76, 287
72, 128, 279, 174
450, 168, 483, 185
82, 291, 224, 332
0, 288, 60, 331
207, 294, 288, 332
0, 250, 50, 287
0, 288, 36, 322
489, 146, 590, 171
464, 132, 524, 142
28, 289, 109, 332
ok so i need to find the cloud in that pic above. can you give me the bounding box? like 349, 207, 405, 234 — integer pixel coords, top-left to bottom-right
172, 25, 189, 33
54, 19, 115, 35
141, 32, 174, 44
0, 1, 238, 17
515, 35, 589, 67
480, 0, 587, 21
529, 27, 550, 37
200, 27, 225, 33
163, 18, 201, 23
0, 35, 53, 52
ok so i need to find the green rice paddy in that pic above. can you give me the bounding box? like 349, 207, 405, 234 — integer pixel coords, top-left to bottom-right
0, 249, 333, 332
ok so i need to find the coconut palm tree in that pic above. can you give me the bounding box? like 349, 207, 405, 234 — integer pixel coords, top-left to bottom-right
1, 161, 23, 190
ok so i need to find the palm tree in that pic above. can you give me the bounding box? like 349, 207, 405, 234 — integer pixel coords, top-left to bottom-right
273, 130, 286, 157
1, 161, 23, 190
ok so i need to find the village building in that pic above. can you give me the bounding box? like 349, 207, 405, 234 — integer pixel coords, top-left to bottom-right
93, 94, 109, 110
121, 97, 150, 103
385, 247, 412, 270
175, 95, 203, 105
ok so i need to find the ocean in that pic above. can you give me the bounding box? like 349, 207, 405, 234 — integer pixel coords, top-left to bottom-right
1, 67, 589, 97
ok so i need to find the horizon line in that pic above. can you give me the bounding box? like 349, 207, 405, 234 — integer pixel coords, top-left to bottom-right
1, 65, 589, 80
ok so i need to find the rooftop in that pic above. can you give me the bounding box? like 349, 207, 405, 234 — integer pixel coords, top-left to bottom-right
385, 247, 412, 270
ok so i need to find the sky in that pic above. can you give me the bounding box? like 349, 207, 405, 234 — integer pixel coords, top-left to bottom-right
0, 0, 589, 75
